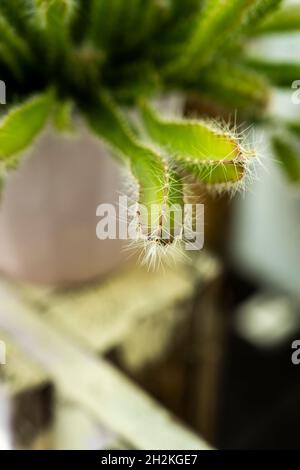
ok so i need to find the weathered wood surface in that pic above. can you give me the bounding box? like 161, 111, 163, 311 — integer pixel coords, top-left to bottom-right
0, 330, 53, 449
18, 265, 196, 354
0, 330, 49, 395
0, 264, 212, 449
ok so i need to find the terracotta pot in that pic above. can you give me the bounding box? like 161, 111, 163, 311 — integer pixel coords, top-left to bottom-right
0, 125, 126, 285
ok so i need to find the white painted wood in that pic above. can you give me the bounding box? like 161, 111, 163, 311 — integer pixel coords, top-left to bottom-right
19, 266, 195, 354
0, 386, 12, 450
0, 282, 210, 450
0, 330, 49, 395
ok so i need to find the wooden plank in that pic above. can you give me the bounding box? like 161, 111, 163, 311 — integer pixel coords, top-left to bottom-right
18, 254, 220, 356
0, 281, 210, 450
0, 330, 53, 449
0, 330, 49, 395
53, 392, 117, 450
19, 265, 195, 353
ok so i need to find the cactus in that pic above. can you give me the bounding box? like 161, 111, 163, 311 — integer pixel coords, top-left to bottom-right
0, 0, 299, 263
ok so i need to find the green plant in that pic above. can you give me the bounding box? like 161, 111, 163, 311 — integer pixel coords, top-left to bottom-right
0, 0, 299, 261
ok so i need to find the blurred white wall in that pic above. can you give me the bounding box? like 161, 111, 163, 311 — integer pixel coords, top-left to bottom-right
231, 21, 300, 299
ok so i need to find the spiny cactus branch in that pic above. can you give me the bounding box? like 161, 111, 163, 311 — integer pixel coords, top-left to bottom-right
0, 0, 299, 263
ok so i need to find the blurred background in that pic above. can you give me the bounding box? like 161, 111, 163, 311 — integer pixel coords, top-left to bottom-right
0, 0, 300, 451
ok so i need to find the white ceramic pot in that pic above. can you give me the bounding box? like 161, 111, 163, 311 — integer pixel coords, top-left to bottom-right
0, 126, 126, 285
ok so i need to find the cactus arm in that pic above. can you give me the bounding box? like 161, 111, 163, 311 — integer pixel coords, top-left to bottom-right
31, 0, 77, 67
0, 90, 54, 168
272, 135, 300, 184
250, 2, 300, 35
89, 0, 123, 48
164, 0, 258, 78
85, 93, 184, 242
243, 59, 300, 88
140, 101, 252, 186
243, 0, 283, 31
53, 100, 74, 132
187, 60, 270, 116
0, 14, 32, 64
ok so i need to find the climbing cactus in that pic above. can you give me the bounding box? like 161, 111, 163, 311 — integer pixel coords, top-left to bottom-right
0, 0, 300, 263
